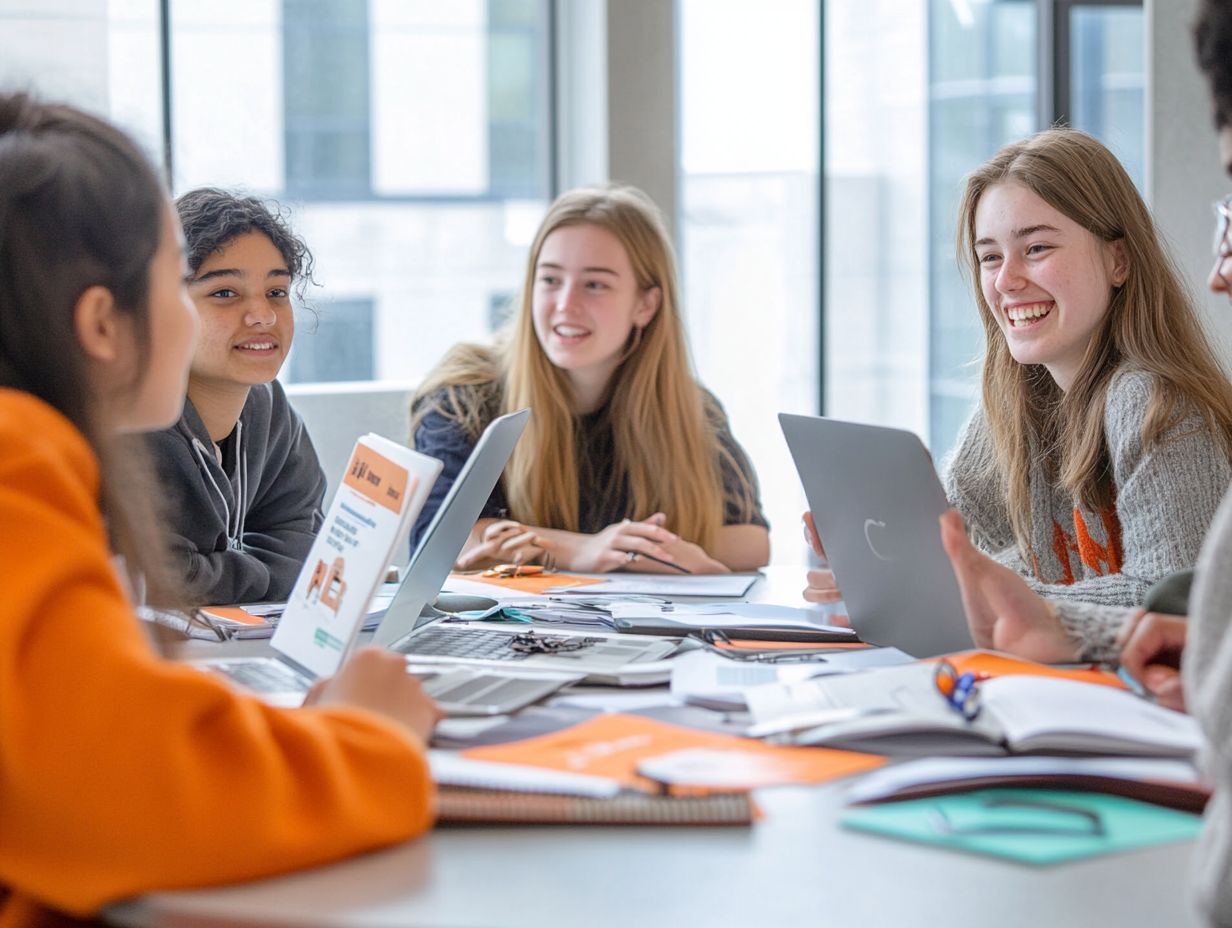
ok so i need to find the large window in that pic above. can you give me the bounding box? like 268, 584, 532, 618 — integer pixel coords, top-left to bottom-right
679, 0, 820, 563
927, 0, 1038, 450
0, 0, 1146, 545
168, 0, 552, 387
826, 0, 1143, 462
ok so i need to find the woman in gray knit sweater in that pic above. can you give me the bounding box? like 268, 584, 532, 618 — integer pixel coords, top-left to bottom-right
807, 130, 1232, 612
940, 3, 1232, 922
945, 128, 1232, 611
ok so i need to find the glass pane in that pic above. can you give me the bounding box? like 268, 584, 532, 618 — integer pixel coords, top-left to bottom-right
1070, 4, 1145, 190
169, 0, 551, 387
0, 0, 163, 157
824, 1, 930, 437
680, 0, 819, 563
928, 0, 1037, 455
826, 0, 1037, 467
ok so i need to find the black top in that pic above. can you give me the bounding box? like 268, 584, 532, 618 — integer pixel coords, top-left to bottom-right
409, 385, 768, 549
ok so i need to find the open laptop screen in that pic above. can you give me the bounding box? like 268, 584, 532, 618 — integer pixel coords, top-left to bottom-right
373, 408, 530, 647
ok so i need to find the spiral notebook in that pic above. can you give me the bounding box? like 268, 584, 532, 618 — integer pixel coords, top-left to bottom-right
436, 787, 755, 826
430, 749, 754, 825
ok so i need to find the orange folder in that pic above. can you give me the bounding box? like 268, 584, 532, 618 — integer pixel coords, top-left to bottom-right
451, 571, 607, 595
464, 712, 885, 793
937, 649, 1126, 690
196, 606, 268, 626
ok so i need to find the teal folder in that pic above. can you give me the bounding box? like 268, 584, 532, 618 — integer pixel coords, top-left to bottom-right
840, 788, 1204, 865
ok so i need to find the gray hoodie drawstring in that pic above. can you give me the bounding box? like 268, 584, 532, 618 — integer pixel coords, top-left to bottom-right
190, 420, 247, 550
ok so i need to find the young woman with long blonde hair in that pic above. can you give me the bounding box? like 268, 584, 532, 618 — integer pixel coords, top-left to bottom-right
411, 185, 769, 574
806, 129, 1232, 632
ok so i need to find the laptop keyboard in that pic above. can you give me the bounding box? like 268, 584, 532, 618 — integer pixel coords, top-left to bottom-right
406, 625, 600, 661
211, 659, 308, 693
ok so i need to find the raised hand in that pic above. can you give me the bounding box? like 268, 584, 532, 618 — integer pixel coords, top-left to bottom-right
938, 509, 1079, 663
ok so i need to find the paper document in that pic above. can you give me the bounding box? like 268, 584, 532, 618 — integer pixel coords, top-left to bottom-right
608, 601, 855, 635
429, 750, 623, 797
669, 650, 841, 711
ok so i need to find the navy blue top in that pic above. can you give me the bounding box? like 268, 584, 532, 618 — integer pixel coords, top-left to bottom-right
409, 388, 768, 550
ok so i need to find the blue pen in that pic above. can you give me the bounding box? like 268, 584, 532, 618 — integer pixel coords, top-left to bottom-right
1116, 665, 1149, 698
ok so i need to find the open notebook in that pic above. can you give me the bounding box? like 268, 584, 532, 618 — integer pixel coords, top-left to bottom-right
745, 663, 1203, 758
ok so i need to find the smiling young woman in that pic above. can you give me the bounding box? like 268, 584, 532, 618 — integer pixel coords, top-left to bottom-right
409, 185, 770, 575
145, 188, 328, 605
942, 128, 1232, 638
934, 5, 1232, 920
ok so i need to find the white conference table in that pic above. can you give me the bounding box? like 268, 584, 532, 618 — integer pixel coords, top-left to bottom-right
105, 567, 1207, 928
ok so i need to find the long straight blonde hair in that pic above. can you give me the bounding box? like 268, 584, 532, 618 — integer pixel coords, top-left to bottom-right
956, 128, 1232, 553
413, 185, 741, 549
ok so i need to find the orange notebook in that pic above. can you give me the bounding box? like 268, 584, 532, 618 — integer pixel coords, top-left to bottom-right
464, 713, 885, 794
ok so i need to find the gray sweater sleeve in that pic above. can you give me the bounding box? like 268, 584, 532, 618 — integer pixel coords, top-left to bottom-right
1183, 489, 1232, 926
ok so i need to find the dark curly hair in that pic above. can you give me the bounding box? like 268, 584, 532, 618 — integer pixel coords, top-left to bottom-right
1195, 0, 1232, 129
174, 187, 317, 304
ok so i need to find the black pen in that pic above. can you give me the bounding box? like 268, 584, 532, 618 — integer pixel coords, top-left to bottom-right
627, 551, 693, 574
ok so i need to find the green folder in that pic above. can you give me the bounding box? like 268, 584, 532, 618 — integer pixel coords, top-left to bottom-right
840, 788, 1204, 865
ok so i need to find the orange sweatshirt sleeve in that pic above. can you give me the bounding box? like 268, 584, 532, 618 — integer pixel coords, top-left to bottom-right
0, 392, 435, 919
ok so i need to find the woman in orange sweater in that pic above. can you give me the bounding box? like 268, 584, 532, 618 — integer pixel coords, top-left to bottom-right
0, 95, 439, 926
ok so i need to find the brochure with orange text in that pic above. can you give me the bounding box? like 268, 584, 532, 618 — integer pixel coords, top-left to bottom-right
463, 712, 885, 793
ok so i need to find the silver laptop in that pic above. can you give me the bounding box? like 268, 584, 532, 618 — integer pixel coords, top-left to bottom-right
779, 412, 974, 657
373, 417, 679, 682
201, 411, 580, 715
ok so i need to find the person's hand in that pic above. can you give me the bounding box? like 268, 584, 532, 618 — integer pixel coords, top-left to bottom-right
560, 513, 683, 573
939, 509, 1080, 663
645, 537, 731, 574
456, 518, 554, 570
1117, 611, 1188, 711
306, 648, 442, 742
801, 510, 842, 604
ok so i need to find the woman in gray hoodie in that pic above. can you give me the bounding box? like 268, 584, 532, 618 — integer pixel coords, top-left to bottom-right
147, 189, 326, 605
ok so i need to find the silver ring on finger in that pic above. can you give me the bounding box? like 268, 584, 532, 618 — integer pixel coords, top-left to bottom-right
625, 550, 639, 563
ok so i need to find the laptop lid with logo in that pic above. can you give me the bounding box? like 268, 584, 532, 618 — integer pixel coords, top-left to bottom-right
779, 412, 973, 657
